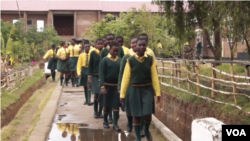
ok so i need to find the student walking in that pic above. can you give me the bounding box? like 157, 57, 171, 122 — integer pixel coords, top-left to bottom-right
43, 44, 57, 82
116, 36, 129, 55
88, 39, 104, 118
77, 42, 93, 106
68, 38, 81, 87
99, 42, 121, 131
120, 38, 161, 141
56, 41, 69, 86
118, 37, 137, 132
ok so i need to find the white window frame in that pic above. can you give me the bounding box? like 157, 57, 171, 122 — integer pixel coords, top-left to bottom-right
37, 20, 44, 32
13, 19, 18, 24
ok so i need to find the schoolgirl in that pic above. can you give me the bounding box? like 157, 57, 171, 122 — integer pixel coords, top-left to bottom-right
68, 38, 81, 87
116, 36, 129, 55
88, 39, 104, 118
120, 38, 161, 141
77, 42, 93, 105
99, 42, 121, 131
118, 37, 137, 132
43, 44, 57, 82
56, 41, 69, 86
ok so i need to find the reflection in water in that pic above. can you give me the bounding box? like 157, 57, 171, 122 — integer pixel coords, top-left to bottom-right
79, 128, 135, 141
48, 123, 135, 141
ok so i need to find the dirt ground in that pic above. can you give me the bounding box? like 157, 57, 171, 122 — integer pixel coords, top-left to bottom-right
1, 75, 59, 141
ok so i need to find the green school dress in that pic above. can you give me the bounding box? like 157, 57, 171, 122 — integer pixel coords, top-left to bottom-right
98, 54, 121, 109
120, 54, 160, 117
88, 49, 101, 94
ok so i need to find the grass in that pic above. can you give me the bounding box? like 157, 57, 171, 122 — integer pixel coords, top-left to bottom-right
158, 62, 250, 124
1, 70, 44, 110
1, 77, 58, 141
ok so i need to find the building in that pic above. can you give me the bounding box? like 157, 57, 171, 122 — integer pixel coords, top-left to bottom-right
1, 0, 159, 40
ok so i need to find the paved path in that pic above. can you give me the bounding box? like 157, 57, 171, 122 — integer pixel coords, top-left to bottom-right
46, 86, 167, 141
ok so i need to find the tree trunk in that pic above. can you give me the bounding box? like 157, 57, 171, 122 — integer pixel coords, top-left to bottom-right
244, 36, 250, 61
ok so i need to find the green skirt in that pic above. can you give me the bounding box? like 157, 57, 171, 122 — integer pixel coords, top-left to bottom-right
79, 67, 88, 86
98, 86, 120, 109
125, 85, 155, 117
91, 75, 100, 94
57, 59, 69, 72
47, 58, 57, 70
68, 57, 78, 71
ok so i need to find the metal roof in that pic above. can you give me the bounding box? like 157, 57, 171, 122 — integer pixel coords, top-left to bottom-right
1, 1, 160, 12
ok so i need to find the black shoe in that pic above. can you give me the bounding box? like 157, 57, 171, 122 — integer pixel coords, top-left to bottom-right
120, 106, 125, 112
140, 130, 145, 137
88, 102, 94, 106
94, 112, 98, 118
145, 132, 152, 141
103, 121, 110, 128
108, 119, 113, 124
83, 101, 88, 105
127, 126, 132, 132
98, 113, 104, 118
113, 125, 121, 132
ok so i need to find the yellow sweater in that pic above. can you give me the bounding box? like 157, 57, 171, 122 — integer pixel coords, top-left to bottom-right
77, 52, 90, 75
120, 53, 160, 98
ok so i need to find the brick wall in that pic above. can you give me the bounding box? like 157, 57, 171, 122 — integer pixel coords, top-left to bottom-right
75, 12, 98, 38
26, 14, 47, 29
1, 14, 23, 23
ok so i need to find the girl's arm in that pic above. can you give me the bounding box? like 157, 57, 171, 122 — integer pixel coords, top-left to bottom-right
77, 54, 82, 76
88, 51, 93, 77
151, 58, 161, 97
43, 50, 51, 60
120, 60, 131, 98
99, 59, 105, 88
118, 57, 126, 91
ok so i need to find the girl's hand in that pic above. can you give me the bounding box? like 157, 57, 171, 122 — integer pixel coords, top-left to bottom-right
101, 88, 107, 94
77, 75, 81, 78
88, 77, 92, 83
157, 96, 161, 103
120, 98, 125, 105
118, 90, 120, 94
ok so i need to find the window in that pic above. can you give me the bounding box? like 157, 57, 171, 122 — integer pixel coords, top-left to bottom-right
37, 20, 44, 32
13, 19, 18, 24
27, 20, 32, 25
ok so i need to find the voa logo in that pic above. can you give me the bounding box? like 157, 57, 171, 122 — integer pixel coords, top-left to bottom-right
226, 129, 246, 136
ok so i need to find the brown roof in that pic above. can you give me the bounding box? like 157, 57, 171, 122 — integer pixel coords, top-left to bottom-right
1, 1, 160, 12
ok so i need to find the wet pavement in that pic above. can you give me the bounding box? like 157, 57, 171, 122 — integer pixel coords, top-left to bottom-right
46, 86, 165, 141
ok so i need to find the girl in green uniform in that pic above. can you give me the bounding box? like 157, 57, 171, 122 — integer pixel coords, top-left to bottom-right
43, 44, 57, 82
100, 34, 115, 124
100, 34, 114, 59
68, 38, 81, 87
56, 41, 69, 86
118, 37, 137, 132
77, 42, 93, 105
120, 38, 161, 141
99, 42, 121, 131
115, 36, 125, 58
88, 39, 104, 118
116, 36, 129, 55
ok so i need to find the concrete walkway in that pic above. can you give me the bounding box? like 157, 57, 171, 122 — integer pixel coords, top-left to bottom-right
28, 83, 181, 141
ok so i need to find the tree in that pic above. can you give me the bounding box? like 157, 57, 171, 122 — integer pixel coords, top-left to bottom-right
153, 1, 224, 61
83, 4, 178, 57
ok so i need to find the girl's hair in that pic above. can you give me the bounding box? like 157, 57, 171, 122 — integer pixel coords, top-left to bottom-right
96, 38, 103, 43
84, 40, 90, 45
139, 33, 148, 38
51, 44, 56, 48
116, 36, 123, 41
110, 42, 119, 49
130, 37, 137, 41
61, 41, 66, 45
71, 38, 76, 42
136, 38, 147, 44
106, 34, 115, 38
